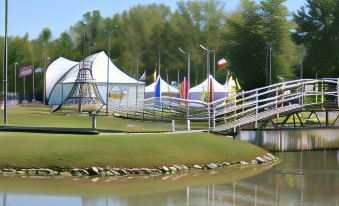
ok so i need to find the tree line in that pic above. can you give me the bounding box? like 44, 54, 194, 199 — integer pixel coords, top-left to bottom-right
1, 0, 338, 101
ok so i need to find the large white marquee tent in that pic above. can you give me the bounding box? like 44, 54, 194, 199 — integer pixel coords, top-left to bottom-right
47, 51, 144, 108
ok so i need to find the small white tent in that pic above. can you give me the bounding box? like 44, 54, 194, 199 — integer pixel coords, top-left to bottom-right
145, 76, 179, 98
47, 51, 144, 108
189, 75, 227, 101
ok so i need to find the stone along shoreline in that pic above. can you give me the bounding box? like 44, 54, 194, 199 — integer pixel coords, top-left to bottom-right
0, 153, 278, 177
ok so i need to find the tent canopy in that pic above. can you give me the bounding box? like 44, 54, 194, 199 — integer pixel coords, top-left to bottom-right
189, 75, 227, 101
62, 51, 141, 84
145, 76, 179, 94
47, 51, 144, 105
189, 75, 226, 93
46, 57, 78, 99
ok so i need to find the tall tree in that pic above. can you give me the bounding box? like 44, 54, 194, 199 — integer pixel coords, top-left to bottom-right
293, 0, 339, 78
222, 0, 298, 89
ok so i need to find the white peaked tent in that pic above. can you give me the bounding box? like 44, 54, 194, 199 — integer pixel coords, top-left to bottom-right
46, 57, 78, 104
145, 76, 179, 98
47, 51, 144, 108
189, 75, 227, 101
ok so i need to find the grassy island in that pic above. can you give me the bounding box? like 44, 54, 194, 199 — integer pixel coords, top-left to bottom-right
0, 132, 266, 169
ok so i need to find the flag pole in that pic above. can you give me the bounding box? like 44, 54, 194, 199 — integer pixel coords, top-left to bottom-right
23, 76, 26, 101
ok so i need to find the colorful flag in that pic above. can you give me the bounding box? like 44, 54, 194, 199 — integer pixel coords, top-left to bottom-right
153, 70, 157, 82
180, 77, 189, 99
209, 76, 214, 103
218, 58, 228, 69
155, 77, 161, 97
235, 78, 242, 90
19, 66, 33, 77
35, 68, 44, 73
139, 70, 146, 81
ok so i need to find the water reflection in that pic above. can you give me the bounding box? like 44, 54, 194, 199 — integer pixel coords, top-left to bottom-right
0, 151, 338, 206
236, 129, 339, 151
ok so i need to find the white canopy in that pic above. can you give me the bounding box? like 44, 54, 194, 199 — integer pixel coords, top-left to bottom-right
145, 76, 179, 94
46, 57, 78, 99
47, 51, 144, 105
62, 51, 140, 84
190, 75, 226, 93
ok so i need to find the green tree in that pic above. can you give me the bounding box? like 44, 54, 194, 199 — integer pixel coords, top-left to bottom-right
222, 0, 298, 89
293, 0, 339, 78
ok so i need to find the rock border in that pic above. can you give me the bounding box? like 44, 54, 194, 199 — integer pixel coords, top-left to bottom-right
0, 153, 278, 177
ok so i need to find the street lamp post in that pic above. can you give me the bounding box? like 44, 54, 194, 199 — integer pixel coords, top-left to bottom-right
178, 47, 191, 120
3, 0, 8, 124
104, 25, 118, 115
88, 41, 96, 56
104, 29, 111, 115
300, 49, 306, 79
265, 41, 278, 85
178, 47, 191, 92
14, 63, 17, 100
134, 53, 143, 108
199, 44, 215, 78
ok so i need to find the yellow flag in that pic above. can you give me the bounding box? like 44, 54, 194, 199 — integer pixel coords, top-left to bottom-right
153, 70, 157, 82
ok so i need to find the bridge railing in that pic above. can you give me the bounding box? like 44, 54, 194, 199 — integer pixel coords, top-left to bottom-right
106, 79, 338, 131
212, 78, 339, 132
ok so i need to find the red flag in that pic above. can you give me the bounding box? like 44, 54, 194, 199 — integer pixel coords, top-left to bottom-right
218, 58, 228, 69
209, 76, 214, 103
19, 66, 33, 77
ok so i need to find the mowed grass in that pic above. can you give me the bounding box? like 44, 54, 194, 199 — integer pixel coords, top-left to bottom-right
0, 104, 208, 131
0, 132, 266, 169
0, 104, 174, 132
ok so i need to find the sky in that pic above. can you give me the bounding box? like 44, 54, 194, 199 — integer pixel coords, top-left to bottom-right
0, 0, 306, 39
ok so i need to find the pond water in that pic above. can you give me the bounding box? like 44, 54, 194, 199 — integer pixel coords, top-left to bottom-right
0, 129, 338, 206
236, 129, 339, 152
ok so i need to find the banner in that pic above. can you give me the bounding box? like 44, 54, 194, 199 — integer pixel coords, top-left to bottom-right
35, 68, 44, 73
19, 66, 33, 77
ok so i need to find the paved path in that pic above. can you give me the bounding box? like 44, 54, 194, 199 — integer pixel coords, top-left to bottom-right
0, 126, 100, 135
0, 126, 205, 135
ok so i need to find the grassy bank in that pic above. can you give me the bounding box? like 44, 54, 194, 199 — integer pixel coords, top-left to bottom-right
0, 132, 266, 169
0, 104, 207, 131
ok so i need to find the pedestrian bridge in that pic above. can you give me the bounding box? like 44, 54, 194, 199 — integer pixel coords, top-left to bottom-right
211, 79, 339, 133
115, 79, 339, 134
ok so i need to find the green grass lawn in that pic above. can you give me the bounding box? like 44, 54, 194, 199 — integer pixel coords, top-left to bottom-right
0, 104, 207, 131
0, 132, 266, 169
